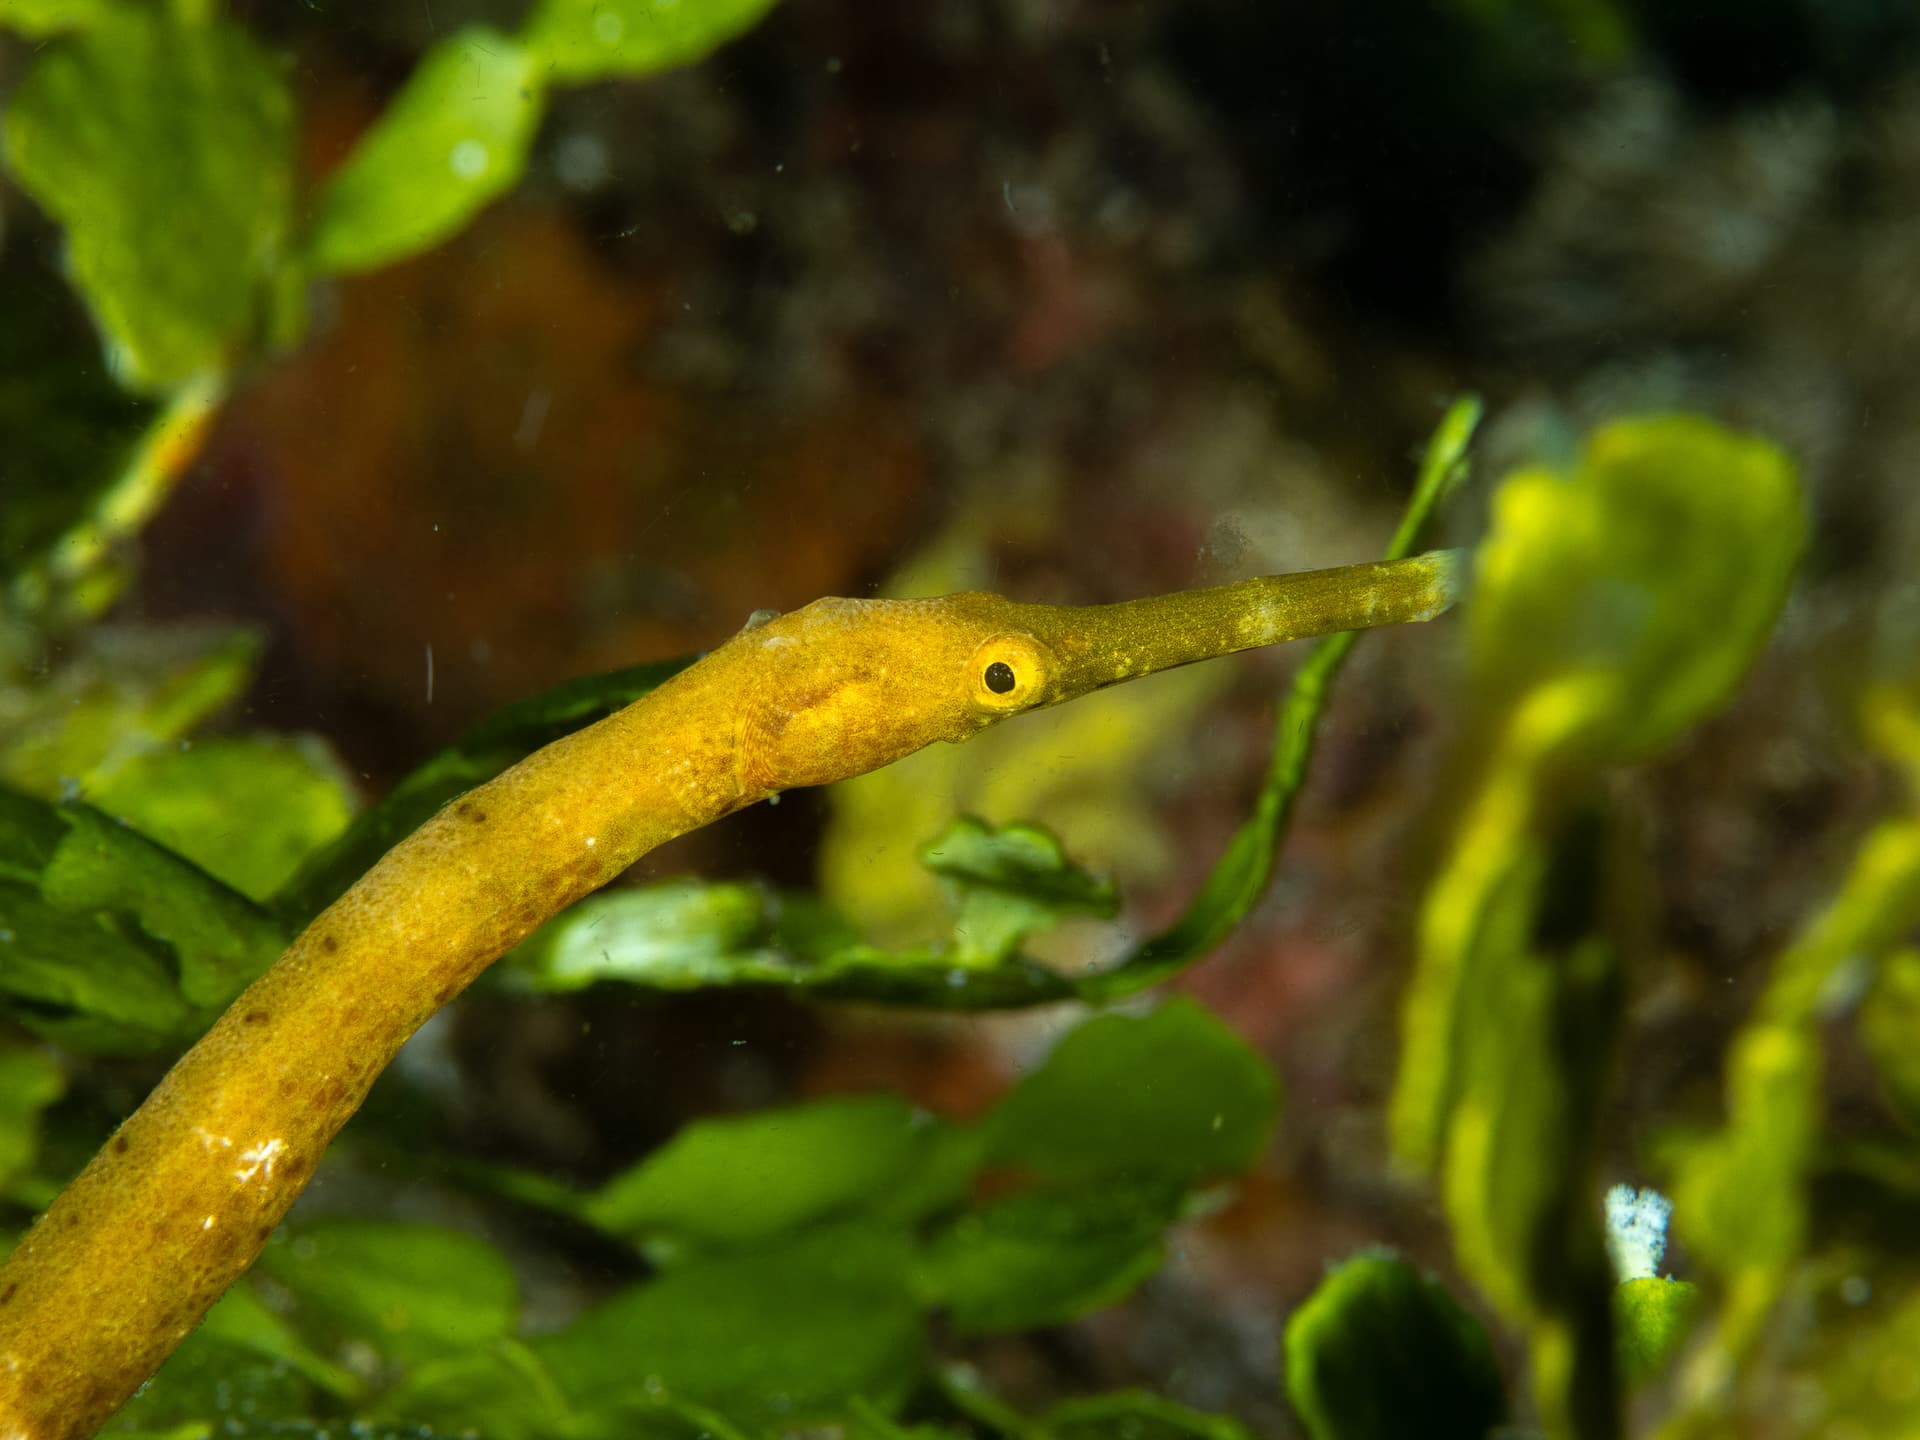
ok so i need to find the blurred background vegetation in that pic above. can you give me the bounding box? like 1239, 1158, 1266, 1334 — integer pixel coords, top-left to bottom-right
5, 0, 1920, 1436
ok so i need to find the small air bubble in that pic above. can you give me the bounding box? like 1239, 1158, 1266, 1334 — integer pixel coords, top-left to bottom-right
450, 139, 489, 179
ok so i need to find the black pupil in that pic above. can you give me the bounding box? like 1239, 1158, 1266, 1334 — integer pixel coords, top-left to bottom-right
984, 661, 1017, 694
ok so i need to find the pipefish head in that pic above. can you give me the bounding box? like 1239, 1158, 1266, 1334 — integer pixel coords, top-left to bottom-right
724, 550, 1461, 795
724, 592, 1069, 793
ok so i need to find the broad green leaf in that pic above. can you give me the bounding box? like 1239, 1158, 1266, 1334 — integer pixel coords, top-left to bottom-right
91, 737, 356, 902
1669, 815, 1920, 1403
520, 0, 781, 84
585, 1094, 977, 1257
256, 1219, 518, 1369
1615, 1278, 1700, 1385
922, 817, 1117, 967
1432, 814, 1624, 1440
0, 624, 260, 800
1282, 1253, 1506, 1440
0, 1046, 64, 1193
0, 786, 286, 1051
505, 879, 806, 993
0, 873, 197, 1053
1394, 414, 1802, 1172
277, 656, 692, 920
194, 1284, 361, 1402
41, 805, 285, 1008
369, 1340, 576, 1440
106, 1324, 321, 1433
502, 868, 1079, 1009
306, 27, 545, 275
3, 10, 294, 388
983, 999, 1276, 1188
1782, 1261, 1920, 1438
1468, 415, 1802, 762
1042, 1391, 1252, 1440
538, 1221, 922, 1428
1861, 946, 1920, 1128
917, 1178, 1183, 1333
0, 0, 126, 35
0, 784, 64, 884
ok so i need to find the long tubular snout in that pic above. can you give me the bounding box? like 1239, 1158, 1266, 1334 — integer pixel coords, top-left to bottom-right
1037, 548, 1464, 698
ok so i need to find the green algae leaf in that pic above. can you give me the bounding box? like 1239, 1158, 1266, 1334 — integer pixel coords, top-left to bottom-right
503, 878, 811, 993
1042, 1391, 1252, 1440
0, 871, 197, 1053
193, 1284, 361, 1403
106, 1285, 358, 1434
538, 1221, 922, 1428
498, 839, 1088, 1009
0, 1046, 64, 1196
520, 0, 782, 84
1861, 946, 1920, 1128
277, 656, 693, 921
585, 1094, 979, 1257
1282, 1253, 1506, 1440
0, 624, 260, 801
0, 785, 285, 1053
306, 27, 545, 275
0, 783, 63, 884
258, 1219, 519, 1369
90, 737, 356, 903
367, 1340, 577, 1440
917, 1178, 1183, 1333
1668, 814, 1920, 1397
922, 817, 1118, 967
2, 9, 294, 389
1781, 1261, 1920, 1438
984, 999, 1276, 1187
1615, 1278, 1700, 1385
41, 805, 285, 1008
0, 0, 125, 36
1393, 415, 1803, 1174
1468, 415, 1802, 763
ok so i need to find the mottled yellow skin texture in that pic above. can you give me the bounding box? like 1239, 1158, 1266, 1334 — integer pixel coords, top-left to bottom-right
0, 550, 1456, 1437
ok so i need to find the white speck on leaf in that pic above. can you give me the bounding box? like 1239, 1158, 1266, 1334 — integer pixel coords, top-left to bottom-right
450, 139, 489, 179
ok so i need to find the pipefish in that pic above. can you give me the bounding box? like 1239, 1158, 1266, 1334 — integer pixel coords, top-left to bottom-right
0, 547, 1462, 1435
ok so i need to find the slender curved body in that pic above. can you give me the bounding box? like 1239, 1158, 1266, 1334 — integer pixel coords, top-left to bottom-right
0, 551, 1458, 1437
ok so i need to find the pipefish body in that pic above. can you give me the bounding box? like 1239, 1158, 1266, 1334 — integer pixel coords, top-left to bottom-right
0, 548, 1461, 1436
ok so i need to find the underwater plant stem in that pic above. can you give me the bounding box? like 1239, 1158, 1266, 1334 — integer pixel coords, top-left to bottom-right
8, 372, 228, 624
0, 548, 1463, 1437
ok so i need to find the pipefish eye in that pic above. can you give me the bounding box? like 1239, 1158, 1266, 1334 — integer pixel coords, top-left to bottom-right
968, 633, 1051, 712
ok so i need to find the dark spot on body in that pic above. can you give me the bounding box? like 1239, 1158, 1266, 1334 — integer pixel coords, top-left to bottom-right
1, 1282, 17, 1304
257, 1225, 276, 1245
321, 934, 339, 954
113, 1135, 130, 1155
244, 1009, 269, 1025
